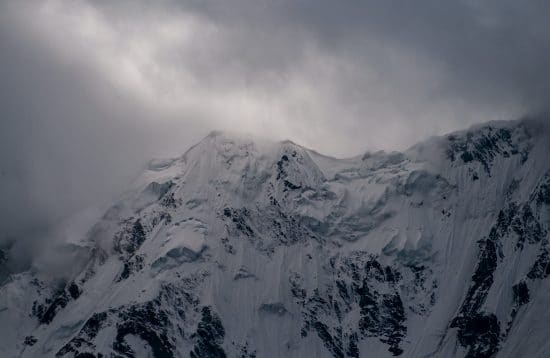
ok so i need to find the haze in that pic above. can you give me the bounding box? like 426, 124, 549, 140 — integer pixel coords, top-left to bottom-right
1, 0, 550, 260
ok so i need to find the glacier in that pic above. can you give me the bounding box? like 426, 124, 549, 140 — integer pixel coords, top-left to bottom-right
1, 118, 550, 357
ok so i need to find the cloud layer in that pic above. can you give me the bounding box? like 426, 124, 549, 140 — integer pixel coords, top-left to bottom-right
1, 0, 550, 257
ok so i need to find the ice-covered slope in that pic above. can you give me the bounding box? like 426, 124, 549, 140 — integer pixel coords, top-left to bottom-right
1, 118, 550, 357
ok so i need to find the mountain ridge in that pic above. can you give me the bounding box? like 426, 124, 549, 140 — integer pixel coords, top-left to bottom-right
1, 117, 550, 357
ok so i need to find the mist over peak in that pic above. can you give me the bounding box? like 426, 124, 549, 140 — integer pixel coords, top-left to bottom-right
1, 111, 550, 357
1, 4, 550, 350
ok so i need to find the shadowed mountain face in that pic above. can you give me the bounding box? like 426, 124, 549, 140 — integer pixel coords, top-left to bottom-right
1, 118, 549, 357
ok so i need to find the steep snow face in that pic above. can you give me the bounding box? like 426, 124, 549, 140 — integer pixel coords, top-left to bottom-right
1, 120, 550, 358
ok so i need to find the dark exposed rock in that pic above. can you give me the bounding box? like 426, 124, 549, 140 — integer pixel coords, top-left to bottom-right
161, 192, 181, 208
113, 301, 175, 358
446, 126, 530, 174
56, 312, 108, 357
23, 335, 37, 346
37, 289, 71, 325
453, 313, 501, 358
313, 321, 344, 358
292, 254, 409, 357
276, 155, 290, 180
190, 307, 226, 358
283, 179, 302, 190
74, 353, 99, 358
506, 281, 531, 336
346, 332, 359, 358
151, 211, 172, 227
114, 219, 146, 257
117, 255, 144, 281
275, 150, 318, 192
232, 341, 256, 358
222, 207, 254, 237
289, 273, 307, 303
356, 282, 406, 356
112, 219, 148, 281
512, 281, 530, 306
35, 281, 84, 325
69, 282, 82, 300
450, 207, 506, 356
221, 205, 318, 253
512, 204, 545, 250
233, 266, 255, 280
259, 302, 288, 316
450, 177, 550, 357
57, 284, 195, 358
535, 173, 550, 206
527, 242, 550, 280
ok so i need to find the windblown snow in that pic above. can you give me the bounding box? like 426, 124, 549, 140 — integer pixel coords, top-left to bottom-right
1, 118, 550, 357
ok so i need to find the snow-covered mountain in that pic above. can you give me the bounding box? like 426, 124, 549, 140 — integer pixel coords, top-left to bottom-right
1, 118, 550, 358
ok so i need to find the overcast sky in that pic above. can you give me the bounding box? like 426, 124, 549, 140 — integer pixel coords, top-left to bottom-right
1, 0, 550, 250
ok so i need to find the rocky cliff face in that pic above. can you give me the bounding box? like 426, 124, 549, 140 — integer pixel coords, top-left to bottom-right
1, 118, 549, 357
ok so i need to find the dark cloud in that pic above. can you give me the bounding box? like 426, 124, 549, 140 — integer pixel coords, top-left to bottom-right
178, 0, 550, 108
0, 2, 204, 255
1, 0, 549, 269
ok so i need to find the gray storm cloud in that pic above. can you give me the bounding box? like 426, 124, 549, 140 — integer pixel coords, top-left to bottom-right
1, 0, 550, 268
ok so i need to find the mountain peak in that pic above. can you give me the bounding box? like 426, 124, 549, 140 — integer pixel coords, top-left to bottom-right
3, 118, 550, 358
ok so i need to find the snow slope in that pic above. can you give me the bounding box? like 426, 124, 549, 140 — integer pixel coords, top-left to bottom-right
1, 118, 550, 357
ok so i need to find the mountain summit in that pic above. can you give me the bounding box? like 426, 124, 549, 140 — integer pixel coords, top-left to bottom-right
1, 118, 550, 357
